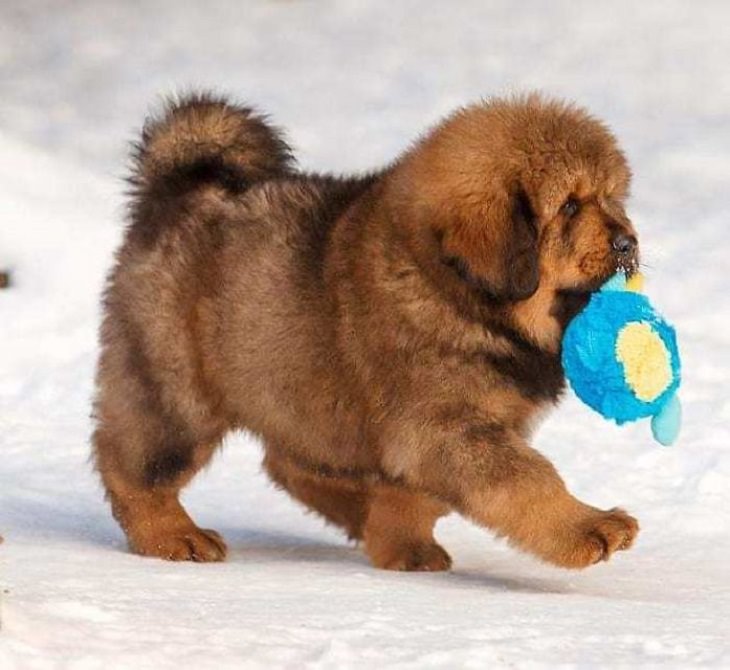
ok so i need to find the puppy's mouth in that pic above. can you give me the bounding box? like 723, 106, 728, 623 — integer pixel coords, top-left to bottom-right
551, 286, 597, 331
553, 266, 623, 327
560, 250, 640, 299
558, 272, 613, 300
553, 252, 640, 328
616, 251, 640, 279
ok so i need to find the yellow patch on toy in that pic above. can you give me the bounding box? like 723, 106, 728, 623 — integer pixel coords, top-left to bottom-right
616, 322, 672, 402
625, 272, 645, 293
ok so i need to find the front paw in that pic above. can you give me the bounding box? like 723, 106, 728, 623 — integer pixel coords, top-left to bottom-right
367, 540, 453, 572
551, 508, 639, 569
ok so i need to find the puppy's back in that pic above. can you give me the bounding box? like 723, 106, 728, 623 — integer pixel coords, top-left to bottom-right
97, 94, 379, 483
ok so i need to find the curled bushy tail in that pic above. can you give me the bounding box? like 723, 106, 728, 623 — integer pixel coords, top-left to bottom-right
129, 92, 294, 196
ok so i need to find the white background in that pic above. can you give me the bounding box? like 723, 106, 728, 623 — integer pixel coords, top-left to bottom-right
1, 1, 729, 667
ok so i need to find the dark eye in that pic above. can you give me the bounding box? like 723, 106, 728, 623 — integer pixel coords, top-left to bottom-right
561, 198, 580, 219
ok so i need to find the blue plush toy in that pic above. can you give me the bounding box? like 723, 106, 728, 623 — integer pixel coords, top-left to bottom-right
561, 272, 681, 446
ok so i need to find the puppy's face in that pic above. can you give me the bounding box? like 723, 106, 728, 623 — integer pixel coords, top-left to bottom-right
398, 95, 637, 339
524, 152, 638, 299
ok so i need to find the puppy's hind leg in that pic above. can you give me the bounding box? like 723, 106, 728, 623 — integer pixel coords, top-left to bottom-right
93, 353, 228, 562
95, 418, 227, 561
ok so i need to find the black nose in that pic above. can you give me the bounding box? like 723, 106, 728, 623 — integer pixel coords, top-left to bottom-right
612, 233, 637, 255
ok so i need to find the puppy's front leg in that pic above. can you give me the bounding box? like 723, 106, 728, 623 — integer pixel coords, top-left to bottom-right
398, 424, 638, 568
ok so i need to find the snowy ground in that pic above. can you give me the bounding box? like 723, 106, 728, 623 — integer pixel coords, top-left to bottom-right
1, 1, 729, 668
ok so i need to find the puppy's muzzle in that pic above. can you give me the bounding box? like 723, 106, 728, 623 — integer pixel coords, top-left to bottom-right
611, 231, 639, 274
612, 233, 637, 255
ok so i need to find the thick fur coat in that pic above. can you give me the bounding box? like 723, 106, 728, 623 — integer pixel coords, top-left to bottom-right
93, 93, 639, 571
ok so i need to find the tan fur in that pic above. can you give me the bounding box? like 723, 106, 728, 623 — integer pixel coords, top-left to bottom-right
363, 488, 451, 571
93, 93, 639, 571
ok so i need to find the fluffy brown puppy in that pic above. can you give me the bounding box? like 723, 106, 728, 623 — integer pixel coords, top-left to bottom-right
93, 93, 640, 571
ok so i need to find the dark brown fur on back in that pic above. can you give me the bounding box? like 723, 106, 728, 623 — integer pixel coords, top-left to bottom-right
93, 92, 640, 571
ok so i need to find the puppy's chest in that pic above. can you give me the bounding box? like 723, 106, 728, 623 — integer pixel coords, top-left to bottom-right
490, 345, 566, 403
447, 337, 563, 402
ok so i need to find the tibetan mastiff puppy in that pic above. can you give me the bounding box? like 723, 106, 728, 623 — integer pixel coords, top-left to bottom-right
93, 93, 640, 571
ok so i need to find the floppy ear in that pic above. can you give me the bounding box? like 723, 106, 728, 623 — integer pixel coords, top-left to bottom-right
441, 185, 540, 302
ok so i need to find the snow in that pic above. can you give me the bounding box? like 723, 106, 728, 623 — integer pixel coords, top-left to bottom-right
1, 1, 729, 667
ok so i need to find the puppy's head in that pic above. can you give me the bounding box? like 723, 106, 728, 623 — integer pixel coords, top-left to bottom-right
393, 94, 637, 344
